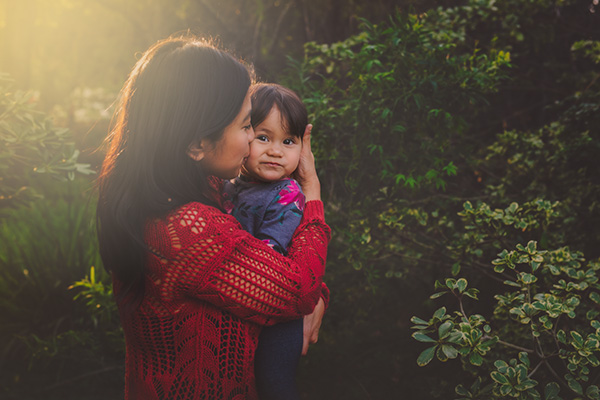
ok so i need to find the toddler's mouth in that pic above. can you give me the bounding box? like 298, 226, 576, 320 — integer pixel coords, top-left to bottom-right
262, 161, 281, 166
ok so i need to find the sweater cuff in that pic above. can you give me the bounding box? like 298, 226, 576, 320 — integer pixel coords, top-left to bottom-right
302, 200, 324, 222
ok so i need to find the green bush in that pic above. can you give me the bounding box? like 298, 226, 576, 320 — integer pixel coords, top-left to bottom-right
412, 199, 600, 399
284, 9, 512, 398
284, 1, 599, 398
0, 180, 124, 398
287, 10, 510, 286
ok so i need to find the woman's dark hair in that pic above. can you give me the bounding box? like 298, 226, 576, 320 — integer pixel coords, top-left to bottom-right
249, 83, 307, 139
96, 35, 252, 309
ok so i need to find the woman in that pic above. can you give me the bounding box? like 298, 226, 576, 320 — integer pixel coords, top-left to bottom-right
96, 35, 329, 399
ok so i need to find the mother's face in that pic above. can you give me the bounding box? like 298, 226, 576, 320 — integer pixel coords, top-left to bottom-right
187, 91, 254, 179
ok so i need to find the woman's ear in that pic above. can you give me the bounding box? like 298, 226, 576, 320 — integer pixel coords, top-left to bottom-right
187, 142, 205, 161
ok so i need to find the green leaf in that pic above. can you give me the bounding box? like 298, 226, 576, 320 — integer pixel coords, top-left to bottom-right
456, 278, 467, 293
544, 382, 560, 399
491, 371, 509, 384
499, 383, 512, 396
519, 379, 538, 389
433, 307, 447, 319
587, 385, 600, 400
430, 291, 448, 299
568, 378, 583, 395
455, 384, 470, 396
520, 272, 537, 284
413, 332, 436, 343
571, 331, 584, 346
495, 360, 509, 373
464, 288, 479, 300
417, 346, 437, 366
441, 344, 458, 359
518, 352, 530, 367
469, 351, 483, 366
436, 345, 449, 362
451, 262, 461, 276
438, 321, 453, 338
410, 317, 429, 325
504, 280, 521, 287
443, 161, 457, 176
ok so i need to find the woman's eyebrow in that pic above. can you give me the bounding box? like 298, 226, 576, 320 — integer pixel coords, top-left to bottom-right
243, 110, 252, 123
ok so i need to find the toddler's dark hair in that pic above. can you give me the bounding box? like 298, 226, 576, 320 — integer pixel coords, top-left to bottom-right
249, 83, 307, 139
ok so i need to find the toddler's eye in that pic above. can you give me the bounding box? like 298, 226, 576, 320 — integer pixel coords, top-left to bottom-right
255, 135, 268, 142
283, 138, 296, 145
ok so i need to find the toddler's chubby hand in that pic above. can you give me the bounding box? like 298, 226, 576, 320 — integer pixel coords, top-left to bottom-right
293, 124, 321, 201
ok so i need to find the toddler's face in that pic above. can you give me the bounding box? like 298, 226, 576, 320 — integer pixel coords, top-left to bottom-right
243, 106, 302, 182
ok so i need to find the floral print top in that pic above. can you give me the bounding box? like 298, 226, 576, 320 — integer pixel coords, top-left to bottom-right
222, 175, 305, 255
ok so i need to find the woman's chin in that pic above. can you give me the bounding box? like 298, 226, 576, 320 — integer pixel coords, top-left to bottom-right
219, 169, 242, 180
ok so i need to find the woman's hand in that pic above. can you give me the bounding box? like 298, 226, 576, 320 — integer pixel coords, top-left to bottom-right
293, 124, 321, 202
302, 297, 325, 355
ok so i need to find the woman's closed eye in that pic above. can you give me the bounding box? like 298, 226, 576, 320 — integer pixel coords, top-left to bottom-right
243, 124, 252, 131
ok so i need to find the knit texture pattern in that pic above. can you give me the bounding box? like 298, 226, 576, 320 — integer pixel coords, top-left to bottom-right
115, 200, 330, 400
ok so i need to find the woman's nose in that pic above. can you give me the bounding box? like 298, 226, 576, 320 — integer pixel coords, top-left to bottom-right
246, 126, 255, 142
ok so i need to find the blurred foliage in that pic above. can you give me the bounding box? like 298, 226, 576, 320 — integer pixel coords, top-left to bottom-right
0, 73, 93, 207
0, 179, 123, 399
0, 0, 436, 108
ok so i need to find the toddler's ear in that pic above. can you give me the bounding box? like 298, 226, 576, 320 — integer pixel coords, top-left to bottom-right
187, 142, 205, 161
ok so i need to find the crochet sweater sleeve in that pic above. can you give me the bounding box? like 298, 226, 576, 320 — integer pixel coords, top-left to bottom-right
146, 200, 330, 326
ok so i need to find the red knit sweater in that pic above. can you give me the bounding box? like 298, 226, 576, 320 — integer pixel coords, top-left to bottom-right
115, 200, 330, 400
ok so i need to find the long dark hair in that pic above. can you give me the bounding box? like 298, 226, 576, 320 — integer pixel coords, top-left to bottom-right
97, 35, 252, 308
249, 83, 307, 139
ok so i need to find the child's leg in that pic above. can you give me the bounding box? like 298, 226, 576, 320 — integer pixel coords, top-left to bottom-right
254, 318, 303, 400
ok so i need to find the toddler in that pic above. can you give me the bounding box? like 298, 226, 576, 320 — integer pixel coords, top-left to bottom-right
223, 83, 308, 400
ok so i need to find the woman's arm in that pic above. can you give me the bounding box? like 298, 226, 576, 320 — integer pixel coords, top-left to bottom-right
155, 200, 329, 326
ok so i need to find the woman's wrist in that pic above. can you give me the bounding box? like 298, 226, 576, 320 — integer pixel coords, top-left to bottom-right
302, 179, 321, 202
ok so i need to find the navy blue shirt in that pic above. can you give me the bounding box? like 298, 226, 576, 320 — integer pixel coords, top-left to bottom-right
223, 176, 305, 255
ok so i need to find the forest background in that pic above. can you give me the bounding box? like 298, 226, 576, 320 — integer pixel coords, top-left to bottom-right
1, 0, 599, 399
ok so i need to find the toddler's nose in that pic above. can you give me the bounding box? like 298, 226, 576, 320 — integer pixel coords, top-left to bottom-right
267, 145, 283, 156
